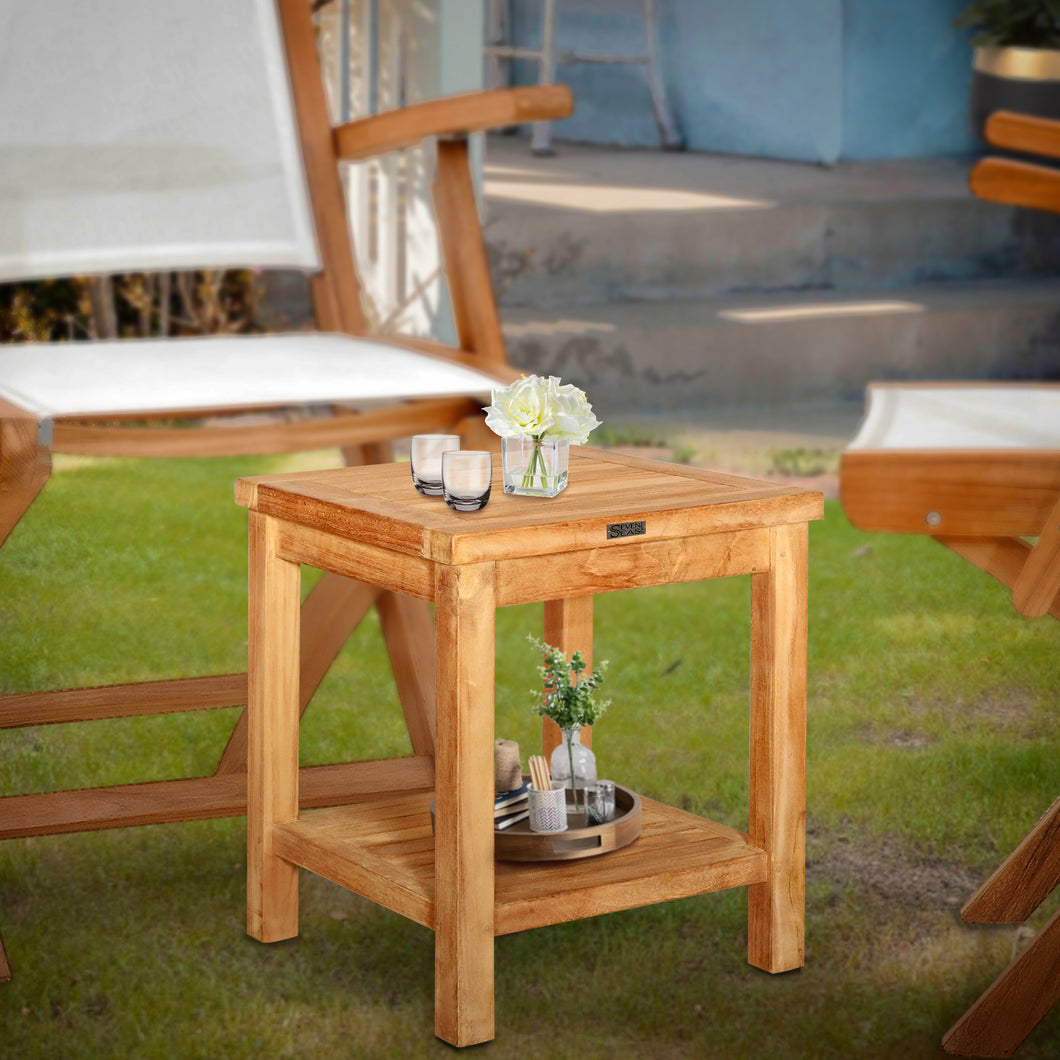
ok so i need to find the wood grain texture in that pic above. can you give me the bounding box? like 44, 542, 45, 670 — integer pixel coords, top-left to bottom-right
239, 449, 823, 568
971, 156, 1060, 217
246, 512, 301, 944
840, 450, 1060, 537
985, 110, 1060, 159
747, 523, 807, 974
938, 536, 1060, 622
943, 905, 1060, 1057
252, 791, 766, 937
277, 0, 364, 334
273, 794, 437, 930
495, 797, 768, 935
0, 674, 246, 730
0, 397, 51, 547
541, 596, 594, 760
495, 529, 769, 606
295, 575, 382, 711
377, 589, 437, 758
938, 535, 1032, 589
369, 333, 520, 379
214, 573, 381, 776
333, 85, 573, 161
433, 562, 496, 1046
962, 795, 1060, 925
0, 757, 434, 840
238, 454, 818, 1041
1012, 493, 1060, 617
433, 138, 507, 365
277, 520, 435, 600
50, 398, 484, 458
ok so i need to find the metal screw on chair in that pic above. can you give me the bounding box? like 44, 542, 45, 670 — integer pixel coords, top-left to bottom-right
925, 511, 943, 527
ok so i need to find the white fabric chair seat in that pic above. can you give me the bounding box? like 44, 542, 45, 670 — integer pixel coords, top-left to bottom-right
0, 333, 498, 425
847, 384, 1060, 451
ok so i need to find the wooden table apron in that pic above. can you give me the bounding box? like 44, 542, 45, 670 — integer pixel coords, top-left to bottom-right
239, 451, 819, 1048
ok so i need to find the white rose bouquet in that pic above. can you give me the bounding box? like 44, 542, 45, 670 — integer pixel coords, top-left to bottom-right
483, 375, 601, 492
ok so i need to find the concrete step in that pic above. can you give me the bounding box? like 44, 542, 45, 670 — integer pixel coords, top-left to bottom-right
499, 280, 1060, 417
484, 139, 1060, 307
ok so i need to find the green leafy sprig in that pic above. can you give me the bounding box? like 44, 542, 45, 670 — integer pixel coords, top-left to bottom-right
528, 634, 610, 730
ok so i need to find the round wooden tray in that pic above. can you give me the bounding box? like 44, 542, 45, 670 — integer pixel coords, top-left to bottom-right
494, 782, 641, 862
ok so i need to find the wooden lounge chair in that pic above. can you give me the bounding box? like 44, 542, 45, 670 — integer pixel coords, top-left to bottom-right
840, 110, 1060, 1058
0, 0, 572, 975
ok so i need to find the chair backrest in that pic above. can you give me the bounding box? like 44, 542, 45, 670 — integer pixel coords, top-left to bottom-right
0, 0, 321, 284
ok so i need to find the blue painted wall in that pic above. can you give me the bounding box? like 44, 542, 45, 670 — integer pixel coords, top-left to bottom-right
841, 0, 976, 159
504, 0, 979, 163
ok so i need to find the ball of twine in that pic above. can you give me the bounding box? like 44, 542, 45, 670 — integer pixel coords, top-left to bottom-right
494, 738, 522, 792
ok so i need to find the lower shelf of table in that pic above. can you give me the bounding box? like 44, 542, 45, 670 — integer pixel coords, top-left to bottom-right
270, 789, 768, 936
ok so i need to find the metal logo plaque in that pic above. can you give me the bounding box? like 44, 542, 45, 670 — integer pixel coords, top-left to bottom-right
606, 521, 646, 540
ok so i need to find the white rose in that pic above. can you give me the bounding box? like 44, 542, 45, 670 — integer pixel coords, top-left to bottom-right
547, 380, 601, 445
483, 374, 602, 444
483, 375, 555, 438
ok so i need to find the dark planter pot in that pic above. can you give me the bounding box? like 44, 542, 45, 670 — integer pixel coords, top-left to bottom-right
970, 46, 1060, 140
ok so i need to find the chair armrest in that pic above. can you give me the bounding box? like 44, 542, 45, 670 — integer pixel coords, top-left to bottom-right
970, 112, 1060, 214
970, 156, 1060, 215
333, 85, 573, 161
984, 110, 1060, 159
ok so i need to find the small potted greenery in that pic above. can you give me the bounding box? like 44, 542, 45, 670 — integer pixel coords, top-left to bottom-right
955, 1, 1060, 134
528, 635, 609, 811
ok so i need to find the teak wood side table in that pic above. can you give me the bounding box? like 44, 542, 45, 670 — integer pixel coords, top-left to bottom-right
236, 448, 823, 1047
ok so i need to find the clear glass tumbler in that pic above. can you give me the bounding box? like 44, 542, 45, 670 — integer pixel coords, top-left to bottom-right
441, 450, 492, 512
410, 434, 460, 496
585, 780, 616, 825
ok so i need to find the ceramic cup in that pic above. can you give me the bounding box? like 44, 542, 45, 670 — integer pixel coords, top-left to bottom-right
527, 785, 568, 833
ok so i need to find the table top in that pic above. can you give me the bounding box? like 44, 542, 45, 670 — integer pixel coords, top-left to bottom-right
236, 448, 823, 566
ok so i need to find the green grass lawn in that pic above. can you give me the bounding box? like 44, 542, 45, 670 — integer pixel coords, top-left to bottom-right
1, 452, 1059, 1059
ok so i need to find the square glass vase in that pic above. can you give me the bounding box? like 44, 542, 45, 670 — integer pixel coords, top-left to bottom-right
501, 436, 569, 497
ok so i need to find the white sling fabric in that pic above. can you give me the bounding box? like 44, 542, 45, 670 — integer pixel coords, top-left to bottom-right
0, 333, 498, 422
847, 385, 1060, 451
0, 0, 320, 282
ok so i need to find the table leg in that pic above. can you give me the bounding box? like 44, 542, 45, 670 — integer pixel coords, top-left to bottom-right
748, 523, 807, 974
0, 928, 10, 982
433, 563, 496, 1046
246, 512, 302, 943
541, 596, 594, 759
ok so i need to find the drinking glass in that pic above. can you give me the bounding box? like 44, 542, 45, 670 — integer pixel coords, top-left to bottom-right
410, 434, 460, 496
442, 450, 492, 512
585, 780, 616, 825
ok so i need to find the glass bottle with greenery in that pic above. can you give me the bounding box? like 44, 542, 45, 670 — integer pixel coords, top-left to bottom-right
528, 635, 609, 811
